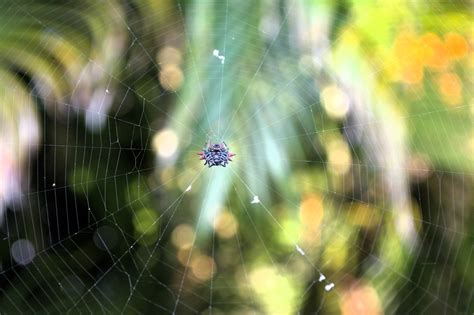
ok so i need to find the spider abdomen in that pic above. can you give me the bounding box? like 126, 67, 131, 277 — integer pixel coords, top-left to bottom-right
197, 141, 235, 168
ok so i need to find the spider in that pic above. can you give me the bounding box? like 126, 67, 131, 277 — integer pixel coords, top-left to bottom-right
197, 141, 235, 167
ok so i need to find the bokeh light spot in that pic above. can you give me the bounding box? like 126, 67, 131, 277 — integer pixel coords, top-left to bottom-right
250, 266, 298, 314
320, 85, 350, 119
213, 211, 238, 239
340, 282, 382, 315
436, 72, 462, 106
191, 255, 216, 282
299, 193, 324, 243
153, 128, 179, 158
420, 32, 448, 70
133, 208, 159, 237
159, 65, 184, 92
327, 139, 352, 175
11, 239, 36, 265
171, 224, 195, 249
156, 46, 183, 66
444, 32, 469, 61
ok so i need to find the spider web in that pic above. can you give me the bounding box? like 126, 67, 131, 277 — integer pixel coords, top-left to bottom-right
0, 1, 472, 314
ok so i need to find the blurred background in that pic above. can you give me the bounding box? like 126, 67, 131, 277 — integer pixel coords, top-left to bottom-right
0, 0, 472, 314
